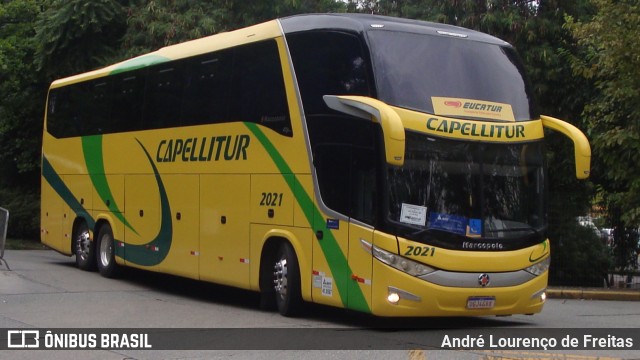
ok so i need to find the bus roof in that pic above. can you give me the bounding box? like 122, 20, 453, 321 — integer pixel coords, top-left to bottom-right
51, 13, 511, 88
279, 13, 511, 47
50, 20, 282, 88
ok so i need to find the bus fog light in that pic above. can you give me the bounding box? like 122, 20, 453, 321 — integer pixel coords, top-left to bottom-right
531, 288, 547, 302
387, 292, 400, 304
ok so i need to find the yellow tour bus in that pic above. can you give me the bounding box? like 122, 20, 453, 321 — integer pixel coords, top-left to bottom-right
41, 14, 591, 317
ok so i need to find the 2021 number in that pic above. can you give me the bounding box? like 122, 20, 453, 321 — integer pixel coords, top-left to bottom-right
404, 245, 435, 257
260, 192, 283, 207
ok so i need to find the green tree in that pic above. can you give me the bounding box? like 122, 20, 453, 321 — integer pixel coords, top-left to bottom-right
0, 0, 43, 238
119, 0, 229, 59
34, 0, 126, 78
120, 0, 346, 60
565, 0, 640, 275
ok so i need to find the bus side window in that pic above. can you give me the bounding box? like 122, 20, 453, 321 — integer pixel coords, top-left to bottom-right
181, 51, 232, 126
110, 71, 146, 133
288, 30, 377, 223
230, 40, 292, 136
311, 117, 380, 225
286, 31, 372, 115
47, 81, 107, 138
47, 87, 74, 138
144, 64, 185, 130
88, 79, 112, 134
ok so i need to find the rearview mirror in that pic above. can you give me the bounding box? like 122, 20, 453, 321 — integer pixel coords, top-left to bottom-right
323, 95, 405, 166
541, 115, 591, 179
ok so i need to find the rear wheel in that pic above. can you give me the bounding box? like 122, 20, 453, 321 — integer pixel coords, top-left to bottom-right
96, 224, 120, 278
273, 242, 303, 316
74, 221, 96, 271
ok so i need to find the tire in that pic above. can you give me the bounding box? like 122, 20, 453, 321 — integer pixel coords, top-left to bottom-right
74, 220, 96, 271
259, 251, 277, 311
96, 224, 120, 278
273, 242, 303, 316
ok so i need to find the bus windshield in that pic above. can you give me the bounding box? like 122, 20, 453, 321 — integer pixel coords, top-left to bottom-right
367, 30, 538, 121
387, 132, 546, 248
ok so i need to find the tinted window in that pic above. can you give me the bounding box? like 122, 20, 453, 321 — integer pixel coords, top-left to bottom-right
48, 82, 98, 137
89, 79, 112, 132
46, 39, 292, 138
310, 116, 380, 224
287, 31, 377, 222
287, 31, 373, 115
181, 51, 232, 126
144, 64, 185, 129
110, 72, 146, 133
231, 41, 292, 136
368, 31, 538, 121
47, 87, 72, 138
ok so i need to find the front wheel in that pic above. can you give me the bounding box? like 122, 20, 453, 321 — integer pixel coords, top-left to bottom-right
96, 224, 120, 278
273, 242, 303, 316
74, 221, 96, 271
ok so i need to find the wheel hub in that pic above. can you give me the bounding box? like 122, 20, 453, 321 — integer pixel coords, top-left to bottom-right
273, 258, 288, 298
99, 233, 113, 268
76, 231, 90, 259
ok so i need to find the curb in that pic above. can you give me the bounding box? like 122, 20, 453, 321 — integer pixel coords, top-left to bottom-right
547, 288, 640, 301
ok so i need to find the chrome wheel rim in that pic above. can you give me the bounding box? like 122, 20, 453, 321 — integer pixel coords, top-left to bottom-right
76, 228, 91, 261
99, 233, 112, 268
274, 257, 288, 300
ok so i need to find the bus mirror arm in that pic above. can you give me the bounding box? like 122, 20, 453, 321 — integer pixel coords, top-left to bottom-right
323, 95, 405, 166
540, 115, 591, 180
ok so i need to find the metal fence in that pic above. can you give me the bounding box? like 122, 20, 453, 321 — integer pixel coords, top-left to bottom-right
0, 207, 9, 270
549, 239, 640, 291
608, 272, 640, 289
547, 216, 640, 290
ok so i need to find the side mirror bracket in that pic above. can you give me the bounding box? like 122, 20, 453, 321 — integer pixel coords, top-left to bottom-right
541, 115, 591, 179
323, 95, 405, 166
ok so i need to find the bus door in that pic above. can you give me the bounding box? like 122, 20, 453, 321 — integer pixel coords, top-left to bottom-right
312, 140, 377, 311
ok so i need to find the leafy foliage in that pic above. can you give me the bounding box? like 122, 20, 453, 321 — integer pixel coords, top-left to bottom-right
35, 0, 126, 78
119, 0, 346, 60
565, 0, 640, 272
119, 0, 229, 59
0, 0, 634, 289
549, 220, 611, 287
0, 1, 43, 238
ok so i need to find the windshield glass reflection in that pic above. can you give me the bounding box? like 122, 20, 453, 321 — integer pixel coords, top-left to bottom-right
387, 132, 545, 244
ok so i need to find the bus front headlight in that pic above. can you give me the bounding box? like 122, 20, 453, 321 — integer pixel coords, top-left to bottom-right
366, 241, 435, 277
525, 256, 550, 276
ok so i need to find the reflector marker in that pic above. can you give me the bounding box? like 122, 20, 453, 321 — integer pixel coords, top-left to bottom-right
351, 274, 371, 285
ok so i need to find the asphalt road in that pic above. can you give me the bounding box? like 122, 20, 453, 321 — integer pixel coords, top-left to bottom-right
1, 250, 639, 360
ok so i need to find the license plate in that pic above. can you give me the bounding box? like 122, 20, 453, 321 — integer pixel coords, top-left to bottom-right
466, 296, 496, 309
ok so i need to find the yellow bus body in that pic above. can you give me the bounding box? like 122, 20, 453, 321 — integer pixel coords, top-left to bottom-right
42, 14, 589, 317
